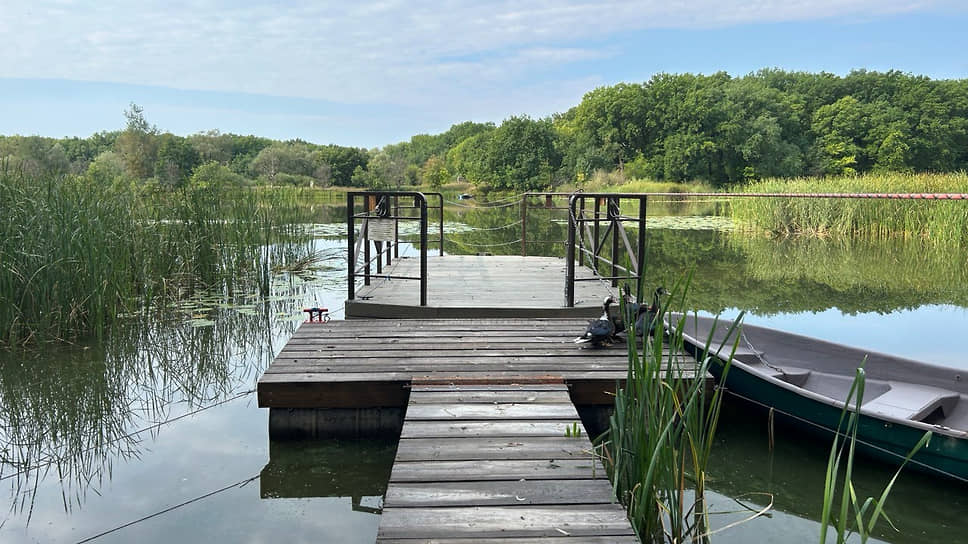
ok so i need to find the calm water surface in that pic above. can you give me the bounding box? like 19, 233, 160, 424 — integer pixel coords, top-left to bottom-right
2, 200, 967, 542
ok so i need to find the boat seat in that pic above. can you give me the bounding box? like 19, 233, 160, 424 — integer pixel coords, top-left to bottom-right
708, 342, 763, 359
863, 382, 961, 422
773, 367, 811, 387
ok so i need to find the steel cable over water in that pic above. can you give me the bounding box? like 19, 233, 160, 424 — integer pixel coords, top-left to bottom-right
0, 389, 257, 483
73, 473, 261, 543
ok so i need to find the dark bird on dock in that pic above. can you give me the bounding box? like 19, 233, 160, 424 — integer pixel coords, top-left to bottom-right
633, 286, 669, 337
575, 296, 617, 347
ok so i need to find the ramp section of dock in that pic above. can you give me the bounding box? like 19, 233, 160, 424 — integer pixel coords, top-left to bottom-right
376, 382, 638, 542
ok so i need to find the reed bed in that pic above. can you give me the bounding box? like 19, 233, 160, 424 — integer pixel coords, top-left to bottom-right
729, 173, 968, 245
0, 169, 322, 345
599, 279, 744, 542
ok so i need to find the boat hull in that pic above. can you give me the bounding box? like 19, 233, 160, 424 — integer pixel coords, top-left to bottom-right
674, 318, 968, 481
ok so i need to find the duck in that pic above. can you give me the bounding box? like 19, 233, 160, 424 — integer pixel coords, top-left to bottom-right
633, 286, 669, 337
574, 296, 617, 347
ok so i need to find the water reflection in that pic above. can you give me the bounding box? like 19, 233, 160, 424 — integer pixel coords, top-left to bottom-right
0, 237, 348, 538
708, 400, 968, 543
260, 439, 396, 514
3, 196, 968, 542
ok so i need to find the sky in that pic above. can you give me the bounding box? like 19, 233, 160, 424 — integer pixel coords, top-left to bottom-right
1, 0, 966, 149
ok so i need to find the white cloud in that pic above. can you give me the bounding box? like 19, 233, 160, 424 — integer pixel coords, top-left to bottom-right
0, 1, 936, 103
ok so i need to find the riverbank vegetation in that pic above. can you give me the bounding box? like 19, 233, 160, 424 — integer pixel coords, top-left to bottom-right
729, 173, 968, 243
0, 167, 319, 345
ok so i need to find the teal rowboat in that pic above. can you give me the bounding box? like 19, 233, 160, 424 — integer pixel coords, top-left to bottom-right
672, 314, 968, 481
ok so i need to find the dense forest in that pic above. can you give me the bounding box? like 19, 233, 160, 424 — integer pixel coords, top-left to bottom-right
3, 69, 967, 191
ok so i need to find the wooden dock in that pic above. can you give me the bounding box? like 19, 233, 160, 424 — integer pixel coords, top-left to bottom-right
257, 244, 708, 542
345, 255, 614, 319
377, 382, 637, 542
258, 317, 697, 412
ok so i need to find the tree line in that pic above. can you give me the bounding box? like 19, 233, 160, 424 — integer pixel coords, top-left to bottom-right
3, 69, 967, 191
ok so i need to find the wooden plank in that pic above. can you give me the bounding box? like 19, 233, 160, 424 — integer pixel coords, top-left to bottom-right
384, 479, 615, 506
273, 349, 631, 358
390, 459, 605, 482
405, 390, 572, 404
394, 437, 594, 462
377, 505, 635, 539
409, 384, 568, 392
403, 403, 579, 420
258, 371, 634, 382
400, 421, 583, 439
377, 537, 639, 544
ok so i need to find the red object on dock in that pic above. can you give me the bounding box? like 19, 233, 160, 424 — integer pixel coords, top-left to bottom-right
303, 307, 330, 322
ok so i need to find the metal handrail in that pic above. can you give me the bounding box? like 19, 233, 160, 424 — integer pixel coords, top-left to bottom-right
566, 193, 649, 307
347, 191, 443, 306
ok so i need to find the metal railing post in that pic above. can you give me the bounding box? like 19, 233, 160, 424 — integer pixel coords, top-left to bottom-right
609, 196, 619, 287
565, 195, 577, 307
347, 192, 355, 300
420, 197, 428, 306
638, 195, 647, 298
521, 193, 528, 257
363, 196, 371, 285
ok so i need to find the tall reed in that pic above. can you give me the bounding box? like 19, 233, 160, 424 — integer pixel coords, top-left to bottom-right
819, 367, 932, 544
730, 173, 968, 244
0, 170, 321, 345
600, 278, 743, 542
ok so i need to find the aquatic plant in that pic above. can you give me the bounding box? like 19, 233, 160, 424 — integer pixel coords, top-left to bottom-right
599, 277, 745, 542
818, 367, 932, 544
729, 173, 968, 244
0, 168, 322, 345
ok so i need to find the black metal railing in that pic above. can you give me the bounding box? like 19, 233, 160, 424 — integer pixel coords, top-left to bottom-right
565, 193, 649, 307
346, 191, 443, 306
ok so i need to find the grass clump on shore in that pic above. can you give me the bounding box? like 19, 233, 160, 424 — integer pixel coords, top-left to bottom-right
729, 173, 968, 244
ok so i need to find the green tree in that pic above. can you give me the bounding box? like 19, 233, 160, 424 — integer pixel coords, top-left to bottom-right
420, 155, 450, 189
155, 134, 200, 187
115, 103, 159, 179
484, 116, 560, 190
189, 161, 247, 189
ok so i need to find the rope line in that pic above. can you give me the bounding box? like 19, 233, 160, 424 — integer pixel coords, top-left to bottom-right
74, 474, 260, 543
1, 389, 256, 483
448, 219, 522, 232
444, 238, 523, 248
444, 199, 521, 209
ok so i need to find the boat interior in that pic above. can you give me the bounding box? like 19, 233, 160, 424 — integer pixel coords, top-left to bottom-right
676, 315, 968, 432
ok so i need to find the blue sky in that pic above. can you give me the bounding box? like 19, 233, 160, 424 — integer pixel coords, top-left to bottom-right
1, 1, 966, 148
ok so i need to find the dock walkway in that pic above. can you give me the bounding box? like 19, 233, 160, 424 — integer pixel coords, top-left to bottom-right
346, 255, 614, 319
376, 381, 637, 542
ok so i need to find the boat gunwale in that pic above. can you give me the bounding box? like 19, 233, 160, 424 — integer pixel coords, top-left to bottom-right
672, 315, 968, 441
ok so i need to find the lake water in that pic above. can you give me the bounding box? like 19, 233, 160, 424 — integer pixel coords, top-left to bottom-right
2, 200, 967, 543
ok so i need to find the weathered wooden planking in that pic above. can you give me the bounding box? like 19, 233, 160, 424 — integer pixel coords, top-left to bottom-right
377, 505, 635, 539
394, 437, 594, 462
384, 479, 615, 507
377, 538, 639, 544
404, 403, 579, 420
400, 421, 584, 439
404, 390, 572, 404
259, 316, 702, 414
377, 383, 637, 543
390, 459, 606, 482
347, 255, 615, 318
